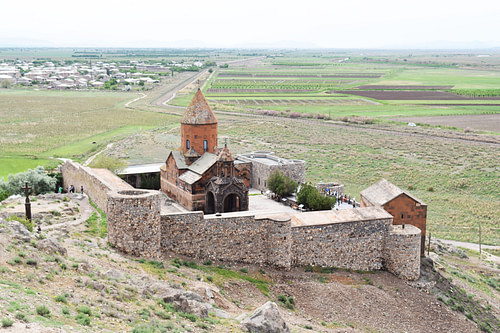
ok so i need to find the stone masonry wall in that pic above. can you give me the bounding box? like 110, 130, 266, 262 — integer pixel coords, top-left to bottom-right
383, 224, 421, 280
107, 190, 161, 258
61, 161, 420, 280
292, 218, 393, 271
236, 152, 306, 192
61, 161, 114, 212
161, 212, 292, 268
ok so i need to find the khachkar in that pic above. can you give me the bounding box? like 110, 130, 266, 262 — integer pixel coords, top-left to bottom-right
21, 182, 40, 231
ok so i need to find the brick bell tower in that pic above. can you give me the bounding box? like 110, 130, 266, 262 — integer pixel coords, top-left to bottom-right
180, 89, 218, 160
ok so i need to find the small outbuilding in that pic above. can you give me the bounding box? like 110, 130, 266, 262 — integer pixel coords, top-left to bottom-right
360, 178, 427, 256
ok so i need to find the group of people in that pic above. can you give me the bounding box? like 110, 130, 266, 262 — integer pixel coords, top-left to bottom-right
333, 191, 356, 208
57, 185, 84, 195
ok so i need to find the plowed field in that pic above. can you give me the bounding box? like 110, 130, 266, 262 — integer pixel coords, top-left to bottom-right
339, 90, 500, 100
393, 114, 500, 132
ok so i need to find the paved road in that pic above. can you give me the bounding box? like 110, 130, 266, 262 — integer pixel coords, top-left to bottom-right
151, 56, 265, 108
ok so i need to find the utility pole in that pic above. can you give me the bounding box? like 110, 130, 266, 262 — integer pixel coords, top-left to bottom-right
479, 222, 482, 261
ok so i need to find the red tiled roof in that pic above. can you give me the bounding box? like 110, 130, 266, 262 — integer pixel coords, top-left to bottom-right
181, 89, 217, 125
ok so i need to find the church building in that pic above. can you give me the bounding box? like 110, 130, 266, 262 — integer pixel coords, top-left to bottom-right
160, 89, 250, 213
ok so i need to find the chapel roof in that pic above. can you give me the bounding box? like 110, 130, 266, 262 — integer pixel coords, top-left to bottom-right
360, 178, 426, 206
217, 144, 234, 162
181, 89, 217, 125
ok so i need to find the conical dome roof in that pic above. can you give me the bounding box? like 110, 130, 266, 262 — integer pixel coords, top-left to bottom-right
181, 89, 217, 125
217, 144, 234, 162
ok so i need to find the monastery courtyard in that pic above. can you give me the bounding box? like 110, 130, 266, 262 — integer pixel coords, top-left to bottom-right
160, 188, 353, 217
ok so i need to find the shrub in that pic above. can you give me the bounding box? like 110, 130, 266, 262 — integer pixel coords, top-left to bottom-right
277, 294, 295, 310
267, 170, 298, 198
15, 312, 26, 321
36, 305, 51, 317
147, 260, 164, 269
77, 306, 91, 316
206, 276, 213, 282
239, 268, 248, 274
139, 308, 150, 319
62, 306, 70, 315
75, 313, 91, 326
1, 318, 14, 327
297, 183, 336, 211
26, 258, 37, 266
13, 257, 23, 264
0, 166, 56, 196
155, 310, 171, 320
6, 215, 34, 232
179, 312, 197, 322
0, 189, 11, 202
55, 294, 67, 303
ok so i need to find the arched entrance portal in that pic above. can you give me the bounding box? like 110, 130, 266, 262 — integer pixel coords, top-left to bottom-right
223, 193, 240, 213
206, 191, 215, 214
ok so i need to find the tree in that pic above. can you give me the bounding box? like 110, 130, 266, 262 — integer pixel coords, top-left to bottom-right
0, 80, 12, 88
0, 166, 57, 196
267, 170, 298, 198
89, 155, 127, 175
297, 183, 336, 211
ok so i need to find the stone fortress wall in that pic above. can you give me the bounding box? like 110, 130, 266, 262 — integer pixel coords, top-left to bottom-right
61, 161, 421, 280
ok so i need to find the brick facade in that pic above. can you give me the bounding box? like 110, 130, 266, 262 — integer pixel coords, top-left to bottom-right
381, 194, 427, 256
181, 123, 218, 155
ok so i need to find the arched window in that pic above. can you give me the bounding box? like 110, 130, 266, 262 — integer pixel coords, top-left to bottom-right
186, 139, 190, 149
203, 140, 208, 151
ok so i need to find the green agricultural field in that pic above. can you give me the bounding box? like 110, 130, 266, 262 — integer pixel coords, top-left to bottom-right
167, 58, 500, 123
0, 89, 175, 177
379, 67, 500, 89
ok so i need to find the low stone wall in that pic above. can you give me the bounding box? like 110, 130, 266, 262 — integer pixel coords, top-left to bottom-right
291, 218, 392, 271
161, 212, 292, 268
316, 182, 344, 196
107, 189, 161, 258
383, 224, 421, 280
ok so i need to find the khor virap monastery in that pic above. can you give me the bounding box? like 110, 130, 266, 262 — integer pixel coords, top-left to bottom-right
60, 89, 427, 281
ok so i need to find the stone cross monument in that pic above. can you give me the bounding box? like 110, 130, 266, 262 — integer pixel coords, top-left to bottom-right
21, 182, 32, 222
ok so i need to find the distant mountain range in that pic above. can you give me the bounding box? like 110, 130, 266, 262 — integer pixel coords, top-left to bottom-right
1, 38, 499, 50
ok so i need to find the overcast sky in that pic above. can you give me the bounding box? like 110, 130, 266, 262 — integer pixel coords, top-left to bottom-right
2, 0, 499, 49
